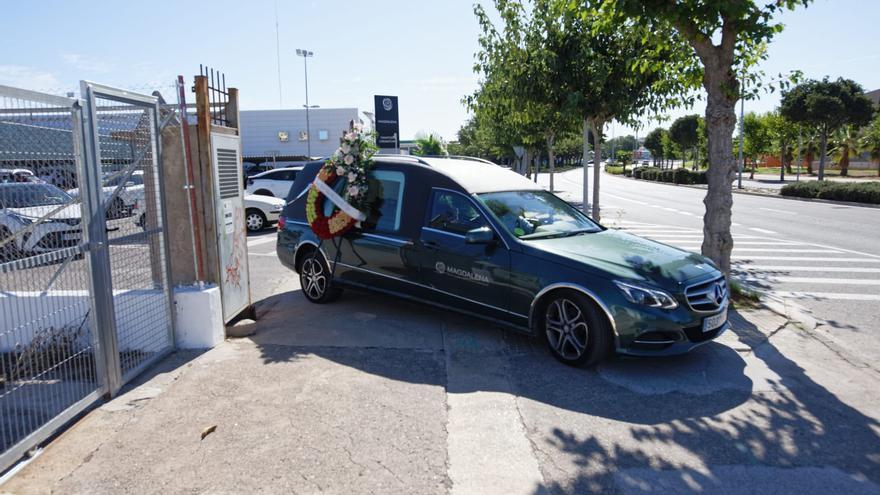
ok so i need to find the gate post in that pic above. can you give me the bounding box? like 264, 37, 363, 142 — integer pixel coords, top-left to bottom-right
79, 81, 123, 396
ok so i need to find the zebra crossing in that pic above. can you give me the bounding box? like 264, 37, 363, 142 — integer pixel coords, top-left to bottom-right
613, 221, 880, 302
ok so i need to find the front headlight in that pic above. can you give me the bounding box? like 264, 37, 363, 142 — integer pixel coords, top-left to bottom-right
271, 204, 283, 212
10, 213, 33, 226
614, 280, 679, 310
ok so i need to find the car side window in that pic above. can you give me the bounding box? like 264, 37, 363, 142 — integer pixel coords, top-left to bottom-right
428, 190, 488, 235
361, 170, 405, 232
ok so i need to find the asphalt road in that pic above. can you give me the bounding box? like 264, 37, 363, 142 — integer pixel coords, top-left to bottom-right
537, 166, 880, 364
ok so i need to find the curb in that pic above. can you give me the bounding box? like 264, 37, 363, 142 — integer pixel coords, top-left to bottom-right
604, 171, 880, 209
731, 276, 819, 332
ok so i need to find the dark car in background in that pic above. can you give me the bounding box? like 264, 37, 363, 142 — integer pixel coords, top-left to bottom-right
276, 156, 729, 366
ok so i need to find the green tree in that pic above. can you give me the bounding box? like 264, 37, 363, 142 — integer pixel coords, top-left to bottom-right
605, 0, 812, 274
643, 128, 666, 167
742, 112, 771, 178
669, 114, 700, 170
780, 77, 875, 181
859, 113, 880, 177
661, 130, 680, 167
829, 125, 860, 177
413, 132, 447, 156
764, 111, 800, 179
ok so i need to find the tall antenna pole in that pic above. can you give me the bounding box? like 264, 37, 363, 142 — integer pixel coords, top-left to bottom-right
275, 1, 283, 107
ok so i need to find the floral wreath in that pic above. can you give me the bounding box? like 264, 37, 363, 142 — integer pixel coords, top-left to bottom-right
305, 122, 376, 239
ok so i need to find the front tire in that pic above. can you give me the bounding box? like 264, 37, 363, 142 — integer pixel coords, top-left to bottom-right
539, 291, 612, 367
298, 250, 341, 304
245, 209, 266, 232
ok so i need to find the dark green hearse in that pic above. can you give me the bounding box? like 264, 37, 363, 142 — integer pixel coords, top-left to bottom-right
276, 156, 729, 366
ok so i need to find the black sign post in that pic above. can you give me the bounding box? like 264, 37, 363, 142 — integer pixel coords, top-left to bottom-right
374, 95, 399, 150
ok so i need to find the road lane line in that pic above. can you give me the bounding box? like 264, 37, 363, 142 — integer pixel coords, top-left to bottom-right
735, 266, 880, 273
732, 256, 880, 262
771, 291, 880, 301
603, 192, 649, 205
247, 236, 277, 247
743, 276, 880, 285
748, 227, 778, 234
732, 248, 841, 253
759, 207, 796, 215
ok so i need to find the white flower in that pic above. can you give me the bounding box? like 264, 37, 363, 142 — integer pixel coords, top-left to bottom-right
348, 186, 359, 197
348, 172, 357, 182
336, 166, 345, 176
341, 142, 351, 154
343, 154, 354, 165
346, 132, 357, 142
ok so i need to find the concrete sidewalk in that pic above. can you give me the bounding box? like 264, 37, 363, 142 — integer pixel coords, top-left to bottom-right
3, 284, 879, 494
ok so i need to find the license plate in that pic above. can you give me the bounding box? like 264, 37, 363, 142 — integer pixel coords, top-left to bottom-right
702, 308, 727, 333
62, 232, 81, 241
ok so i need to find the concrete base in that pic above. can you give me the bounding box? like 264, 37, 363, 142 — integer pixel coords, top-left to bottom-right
173, 284, 224, 349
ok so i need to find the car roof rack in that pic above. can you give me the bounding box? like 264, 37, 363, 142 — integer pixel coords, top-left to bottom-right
419, 155, 497, 166
372, 153, 433, 167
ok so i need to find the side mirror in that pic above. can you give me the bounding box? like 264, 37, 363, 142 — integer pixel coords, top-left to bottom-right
465, 226, 495, 245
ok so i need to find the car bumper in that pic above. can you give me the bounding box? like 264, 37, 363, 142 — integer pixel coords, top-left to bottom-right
266, 210, 281, 223
613, 302, 730, 357
617, 321, 729, 357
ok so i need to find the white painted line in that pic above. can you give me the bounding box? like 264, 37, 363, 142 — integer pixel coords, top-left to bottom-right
732, 256, 880, 262
247, 236, 277, 247
657, 240, 799, 246
743, 276, 880, 285
759, 207, 796, 215
772, 291, 880, 301
748, 227, 778, 234
736, 266, 880, 273
603, 192, 649, 205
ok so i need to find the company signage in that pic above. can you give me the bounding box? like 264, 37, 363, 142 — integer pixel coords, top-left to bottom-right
374, 95, 399, 149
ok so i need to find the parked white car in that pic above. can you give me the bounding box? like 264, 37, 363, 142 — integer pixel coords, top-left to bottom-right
0, 183, 82, 261
0, 168, 45, 184
132, 194, 284, 233
244, 194, 285, 232
67, 170, 145, 218
245, 167, 302, 198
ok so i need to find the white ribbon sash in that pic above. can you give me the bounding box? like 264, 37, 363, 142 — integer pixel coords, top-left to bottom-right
311, 177, 367, 221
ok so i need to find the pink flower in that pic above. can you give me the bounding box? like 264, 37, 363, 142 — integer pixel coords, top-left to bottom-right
348, 186, 359, 197
343, 154, 354, 165
341, 143, 351, 154
336, 166, 345, 176
348, 172, 357, 182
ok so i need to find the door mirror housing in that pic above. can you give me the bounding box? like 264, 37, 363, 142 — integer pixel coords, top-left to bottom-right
465, 226, 495, 245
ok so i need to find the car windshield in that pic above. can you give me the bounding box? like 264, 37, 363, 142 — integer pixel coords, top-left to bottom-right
477, 190, 602, 240
0, 184, 73, 208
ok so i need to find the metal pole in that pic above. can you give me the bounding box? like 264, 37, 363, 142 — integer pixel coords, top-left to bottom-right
737, 67, 745, 190
274, 1, 283, 108
303, 56, 311, 158
177, 76, 205, 283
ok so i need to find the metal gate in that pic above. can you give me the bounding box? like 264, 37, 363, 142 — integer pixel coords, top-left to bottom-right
0, 82, 175, 472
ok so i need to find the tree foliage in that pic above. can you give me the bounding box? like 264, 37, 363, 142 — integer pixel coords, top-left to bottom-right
413, 132, 447, 157
643, 128, 666, 165
780, 77, 874, 180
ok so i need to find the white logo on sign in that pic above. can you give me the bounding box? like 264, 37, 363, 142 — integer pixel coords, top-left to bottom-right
382, 97, 393, 111
435, 261, 446, 274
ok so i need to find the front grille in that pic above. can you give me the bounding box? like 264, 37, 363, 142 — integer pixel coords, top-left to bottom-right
685, 276, 728, 312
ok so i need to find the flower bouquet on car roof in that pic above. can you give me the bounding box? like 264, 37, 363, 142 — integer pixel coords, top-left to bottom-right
306, 121, 378, 239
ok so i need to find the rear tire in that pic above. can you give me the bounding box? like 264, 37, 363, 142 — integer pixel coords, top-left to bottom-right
538, 290, 612, 367
297, 249, 342, 304
0, 227, 23, 263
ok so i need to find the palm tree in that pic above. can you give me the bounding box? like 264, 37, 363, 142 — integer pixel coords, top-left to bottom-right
829, 125, 860, 177
413, 132, 447, 157
859, 115, 880, 177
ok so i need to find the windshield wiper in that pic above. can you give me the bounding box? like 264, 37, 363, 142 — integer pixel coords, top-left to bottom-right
520, 228, 597, 240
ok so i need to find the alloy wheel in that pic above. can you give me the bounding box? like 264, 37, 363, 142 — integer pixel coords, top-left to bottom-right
545, 298, 589, 360
246, 212, 265, 231
300, 258, 327, 300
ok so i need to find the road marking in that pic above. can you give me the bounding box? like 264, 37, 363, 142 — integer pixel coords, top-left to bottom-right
733, 256, 880, 262
748, 227, 778, 234
660, 241, 799, 246
603, 192, 649, 205
759, 207, 796, 215
736, 266, 880, 273
247, 236, 276, 247
772, 291, 880, 301
743, 276, 880, 285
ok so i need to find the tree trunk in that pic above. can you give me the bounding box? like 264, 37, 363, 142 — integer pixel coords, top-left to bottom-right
547, 133, 556, 191
818, 128, 828, 181
590, 119, 603, 222
700, 61, 737, 276
582, 119, 590, 214
780, 139, 786, 181
840, 146, 849, 176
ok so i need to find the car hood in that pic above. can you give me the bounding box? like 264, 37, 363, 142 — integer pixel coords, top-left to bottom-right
245, 194, 285, 209
526, 229, 717, 289
7, 203, 82, 220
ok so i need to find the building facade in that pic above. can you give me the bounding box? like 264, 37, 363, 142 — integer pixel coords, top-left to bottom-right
239, 108, 359, 162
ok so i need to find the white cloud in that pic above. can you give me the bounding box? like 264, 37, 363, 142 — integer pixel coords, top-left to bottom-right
61, 53, 111, 73
0, 65, 62, 90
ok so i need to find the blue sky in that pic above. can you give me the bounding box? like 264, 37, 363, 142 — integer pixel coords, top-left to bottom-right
2, 0, 877, 141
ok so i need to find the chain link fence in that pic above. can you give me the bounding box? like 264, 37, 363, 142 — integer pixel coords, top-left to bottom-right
0, 82, 176, 472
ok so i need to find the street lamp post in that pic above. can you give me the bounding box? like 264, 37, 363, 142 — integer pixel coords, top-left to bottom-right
296, 48, 314, 157
737, 66, 745, 190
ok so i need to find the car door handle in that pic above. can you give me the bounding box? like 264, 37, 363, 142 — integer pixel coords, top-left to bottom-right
423, 240, 439, 249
